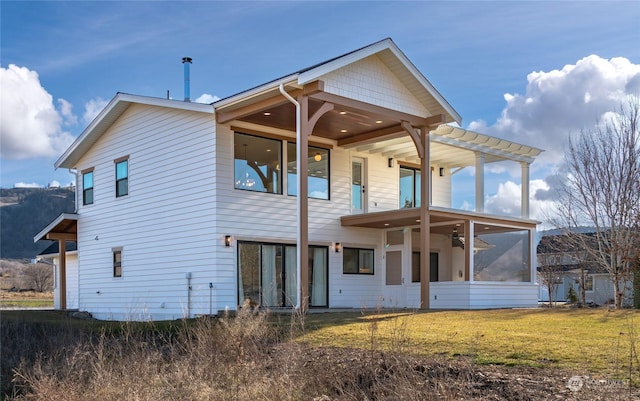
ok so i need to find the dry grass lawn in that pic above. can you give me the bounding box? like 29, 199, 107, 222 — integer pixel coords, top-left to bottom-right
299, 308, 640, 376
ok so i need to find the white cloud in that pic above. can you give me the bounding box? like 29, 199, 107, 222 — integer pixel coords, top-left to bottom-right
48, 180, 61, 188
14, 182, 43, 188
57, 98, 77, 126
0, 64, 75, 160
485, 179, 558, 224
194, 93, 220, 104
82, 97, 109, 124
470, 55, 640, 168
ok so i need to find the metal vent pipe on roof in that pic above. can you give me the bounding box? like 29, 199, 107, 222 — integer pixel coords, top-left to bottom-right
182, 57, 192, 102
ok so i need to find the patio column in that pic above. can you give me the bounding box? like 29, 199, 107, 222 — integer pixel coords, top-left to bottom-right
521, 162, 530, 219
402, 121, 430, 308
295, 94, 333, 313
419, 127, 431, 309
465, 220, 474, 282
475, 153, 485, 212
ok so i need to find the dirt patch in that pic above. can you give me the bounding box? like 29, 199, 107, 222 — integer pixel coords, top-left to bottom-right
294, 346, 639, 401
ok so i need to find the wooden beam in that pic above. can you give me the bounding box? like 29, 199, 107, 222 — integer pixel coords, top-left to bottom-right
45, 232, 77, 241
216, 80, 325, 124
311, 91, 436, 128
308, 102, 334, 133
337, 125, 404, 147
424, 114, 446, 127
401, 121, 424, 159
217, 95, 290, 124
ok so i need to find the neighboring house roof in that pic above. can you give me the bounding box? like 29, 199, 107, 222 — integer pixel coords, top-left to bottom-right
56, 94, 214, 169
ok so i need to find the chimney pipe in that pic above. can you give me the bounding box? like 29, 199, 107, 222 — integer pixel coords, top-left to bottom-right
182, 57, 192, 102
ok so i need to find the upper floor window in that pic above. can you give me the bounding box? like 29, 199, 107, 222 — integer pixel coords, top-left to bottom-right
399, 166, 420, 208
234, 132, 282, 194
82, 169, 94, 205
287, 143, 329, 199
115, 157, 129, 197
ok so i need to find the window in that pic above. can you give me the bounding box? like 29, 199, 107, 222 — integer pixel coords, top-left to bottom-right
82, 169, 94, 205
585, 275, 594, 291
399, 166, 421, 208
343, 247, 374, 275
234, 133, 282, 194
115, 158, 128, 197
287, 143, 329, 199
411, 252, 439, 282
113, 249, 122, 277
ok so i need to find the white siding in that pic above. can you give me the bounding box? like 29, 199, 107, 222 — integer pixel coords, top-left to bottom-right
321, 55, 430, 118
430, 282, 538, 309
74, 104, 217, 320
53, 253, 78, 310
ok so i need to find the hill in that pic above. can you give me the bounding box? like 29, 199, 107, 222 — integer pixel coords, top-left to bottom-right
0, 187, 76, 259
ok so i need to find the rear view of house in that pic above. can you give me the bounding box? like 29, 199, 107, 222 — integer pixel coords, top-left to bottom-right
35, 39, 543, 320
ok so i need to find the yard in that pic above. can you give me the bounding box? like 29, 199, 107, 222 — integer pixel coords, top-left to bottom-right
1, 307, 639, 400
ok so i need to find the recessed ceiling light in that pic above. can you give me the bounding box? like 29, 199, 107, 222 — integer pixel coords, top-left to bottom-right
384, 223, 390, 226
375, 120, 383, 124
340, 129, 348, 133
263, 112, 271, 116
339, 111, 347, 115
416, 219, 421, 222
266, 149, 271, 152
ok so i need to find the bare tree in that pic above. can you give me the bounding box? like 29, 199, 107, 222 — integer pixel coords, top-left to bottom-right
22, 263, 53, 292
537, 236, 564, 307
549, 97, 640, 308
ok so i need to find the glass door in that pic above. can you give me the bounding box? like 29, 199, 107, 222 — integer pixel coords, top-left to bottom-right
351, 157, 366, 213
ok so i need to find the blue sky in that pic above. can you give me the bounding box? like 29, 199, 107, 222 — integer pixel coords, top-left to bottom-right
1, 1, 639, 220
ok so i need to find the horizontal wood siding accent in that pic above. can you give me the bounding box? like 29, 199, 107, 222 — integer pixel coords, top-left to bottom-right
320, 55, 429, 118
75, 104, 220, 320
430, 282, 538, 309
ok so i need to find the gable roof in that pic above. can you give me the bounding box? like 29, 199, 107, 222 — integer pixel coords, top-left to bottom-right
56, 93, 213, 169
214, 38, 462, 125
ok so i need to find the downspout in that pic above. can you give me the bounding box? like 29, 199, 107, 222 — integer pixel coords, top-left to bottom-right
68, 169, 78, 212
279, 84, 302, 311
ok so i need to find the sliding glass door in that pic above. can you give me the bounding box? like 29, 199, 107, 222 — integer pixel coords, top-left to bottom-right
238, 242, 327, 307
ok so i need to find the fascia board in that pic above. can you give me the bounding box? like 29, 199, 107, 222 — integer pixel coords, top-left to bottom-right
213, 75, 299, 110
297, 39, 392, 85
298, 39, 462, 126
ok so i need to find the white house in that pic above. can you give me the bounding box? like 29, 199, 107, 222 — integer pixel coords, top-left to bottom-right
35, 39, 543, 321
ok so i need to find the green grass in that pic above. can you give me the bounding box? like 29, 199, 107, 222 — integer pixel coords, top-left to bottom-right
0, 298, 53, 308
298, 308, 640, 375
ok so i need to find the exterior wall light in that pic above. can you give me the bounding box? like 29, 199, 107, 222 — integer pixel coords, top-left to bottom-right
224, 235, 232, 247
388, 158, 395, 168
439, 167, 445, 177
334, 242, 342, 253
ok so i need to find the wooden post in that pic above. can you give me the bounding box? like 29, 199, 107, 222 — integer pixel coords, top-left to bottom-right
59, 239, 67, 310
419, 127, 431, 309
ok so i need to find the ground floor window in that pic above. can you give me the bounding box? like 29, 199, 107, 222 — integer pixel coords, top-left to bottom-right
473, 230, 530, 282
237, 242, 328, 307
411, 252, 439, 282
